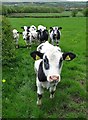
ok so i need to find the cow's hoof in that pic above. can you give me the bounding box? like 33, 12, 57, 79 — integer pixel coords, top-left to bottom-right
50, 94, 54, 99
37, 100, 42, 106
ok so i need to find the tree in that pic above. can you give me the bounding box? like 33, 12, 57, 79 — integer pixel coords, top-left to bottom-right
72, 9, 78, 17
82, 8, 88, 17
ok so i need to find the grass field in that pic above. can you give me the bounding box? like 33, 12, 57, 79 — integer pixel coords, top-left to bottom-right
2, 17, 87, 118
9, 11, 83, 18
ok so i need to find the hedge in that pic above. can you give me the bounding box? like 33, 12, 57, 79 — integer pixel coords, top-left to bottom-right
2, 17, 16, 65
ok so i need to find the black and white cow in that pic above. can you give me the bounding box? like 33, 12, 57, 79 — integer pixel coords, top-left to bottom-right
30, 41, 76, 105
21, 25, 37, 47
49, 26, 62, 46
12, 29, 19, 48
37, 25, 48, 43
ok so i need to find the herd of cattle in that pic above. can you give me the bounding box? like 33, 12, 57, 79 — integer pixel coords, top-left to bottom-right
13, 24, 76, 106
12, 25, 62, 48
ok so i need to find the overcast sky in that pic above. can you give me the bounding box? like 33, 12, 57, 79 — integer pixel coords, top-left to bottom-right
1, 0, 88, 2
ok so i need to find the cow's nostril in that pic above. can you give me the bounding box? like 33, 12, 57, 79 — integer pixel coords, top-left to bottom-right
49, 75, 59, 81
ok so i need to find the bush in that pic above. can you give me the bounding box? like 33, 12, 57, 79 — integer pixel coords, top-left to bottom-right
82, 8, 88, 17
2, 17, 16, 65
72, 10, 78, 17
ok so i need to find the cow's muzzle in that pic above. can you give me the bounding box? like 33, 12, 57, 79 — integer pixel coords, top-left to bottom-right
49, 75, 60, 82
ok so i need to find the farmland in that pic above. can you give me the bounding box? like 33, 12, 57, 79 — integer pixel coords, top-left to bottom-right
2, 17, 87, 118
8, 11, 84, 18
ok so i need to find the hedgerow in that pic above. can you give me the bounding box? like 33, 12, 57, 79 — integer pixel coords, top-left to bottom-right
2, 17, 16, 65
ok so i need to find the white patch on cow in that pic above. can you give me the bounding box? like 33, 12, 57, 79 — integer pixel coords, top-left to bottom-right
38, 25, 46, 31
42, 48, 62, 82
22, 31, 28, 40
23, 26, 28, 31
37, 41, 61, 53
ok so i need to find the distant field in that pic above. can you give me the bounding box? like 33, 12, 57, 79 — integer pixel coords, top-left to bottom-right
2, 17, 87, 118
8, 11, 83, 18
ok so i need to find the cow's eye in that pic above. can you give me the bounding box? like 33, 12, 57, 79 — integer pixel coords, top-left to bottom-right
44, 56, 49, 70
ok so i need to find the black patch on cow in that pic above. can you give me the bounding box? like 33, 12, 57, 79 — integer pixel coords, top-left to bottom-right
57, 30, 60, 40
38, 94, 42, 99
26, 33, 30, 42
50, 91, 55, 95
50, 29, 52, 33
38, 45, 44, 52
27, 28, 30, 32
53, 30, 60, 40
30, 51, 43, 60
59, 58, 63, 69
63, 52, 76, 61
44, 56, 49, 70
37, 30, 48, 42
38, 61, 47, 82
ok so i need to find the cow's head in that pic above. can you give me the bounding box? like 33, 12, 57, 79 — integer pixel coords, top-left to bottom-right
37, 29, 48, 34
21, 26, 30, 32
30, 25, 37, 31
30, 48, 76, 83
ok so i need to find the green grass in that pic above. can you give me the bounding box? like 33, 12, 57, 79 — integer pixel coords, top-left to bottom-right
2, 17, 87, 119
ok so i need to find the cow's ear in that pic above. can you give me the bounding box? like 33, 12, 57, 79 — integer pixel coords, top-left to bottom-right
36, 30, 40, 32
58, 27, 62, 30
28, 26, 30, 29
21, 27, 24, 29
50, 27, 53, 29
30, 51, 44, 60
62, 52, 76, 61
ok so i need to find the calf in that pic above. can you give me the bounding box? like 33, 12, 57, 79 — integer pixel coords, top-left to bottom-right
12, 29, 19, 48
30, 42, 76, 105
37, 25, 48, 43
21, 25, 37, 47
49, 26, 62, 46
21, 29, 38, 47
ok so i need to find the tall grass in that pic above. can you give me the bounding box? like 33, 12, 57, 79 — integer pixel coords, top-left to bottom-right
2, 17, 87, 119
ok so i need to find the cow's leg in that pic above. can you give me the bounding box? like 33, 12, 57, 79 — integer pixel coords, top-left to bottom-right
49, 86, 56, 99
29, 36, 32, 46
36, 79, 43, 105
56, 40, 59, 46
15, 39, 19, 48
56, 39, 60, 46
37, 86, 43, 105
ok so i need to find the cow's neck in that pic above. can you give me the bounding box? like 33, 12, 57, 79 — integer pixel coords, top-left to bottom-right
38, 61, 47, 82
